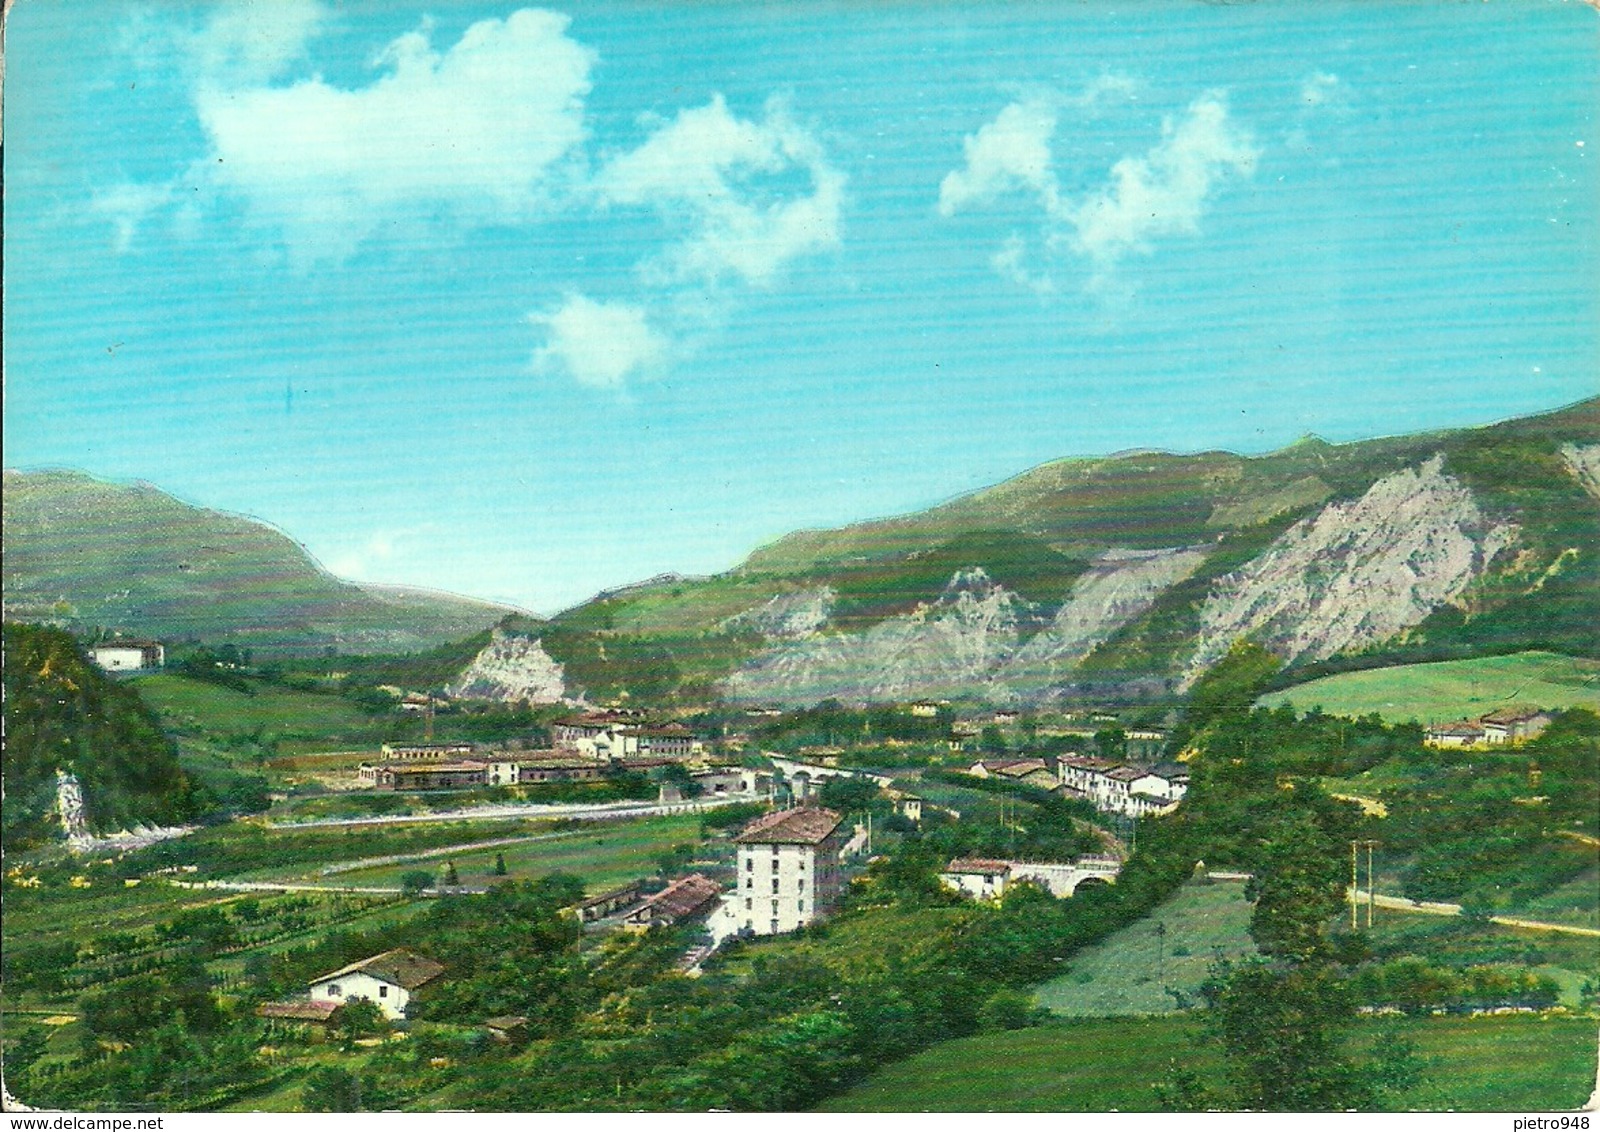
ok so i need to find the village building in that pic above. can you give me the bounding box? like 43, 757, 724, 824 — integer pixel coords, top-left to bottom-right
1479, 707, 1552, 745
992, 709, 1021, 724
358, 760, 488, 790
514, 754, 608, 782
895, 794, 923, 824
89, 640, 165, 672
691, 766, 747, 795
940, 858, 1012, 899
572, 882, 644, 923
307, 949, 445, 1020
908, 700, 943, 717
256, 999, 343, 1034
636, 723, 706, 760
968, 757, 1048, 780
732, 806, 844, 936
381, 742, 475, 761
483, 1016, 530, 1045
622, 873, 723, 930
1424, 720, 1486, 747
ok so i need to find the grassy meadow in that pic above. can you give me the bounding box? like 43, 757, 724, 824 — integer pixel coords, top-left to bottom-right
1031, 880, 1257, 1016
1259, 651, 1600, 724
817, 1014, 1598, 1112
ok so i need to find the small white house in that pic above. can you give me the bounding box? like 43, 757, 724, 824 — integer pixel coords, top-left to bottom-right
90, 641, 164, 672
940, 858, 1012, 899
307, 949, 444, 1020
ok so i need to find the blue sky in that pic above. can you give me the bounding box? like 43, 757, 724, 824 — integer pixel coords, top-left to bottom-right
5, 0, 1596, 614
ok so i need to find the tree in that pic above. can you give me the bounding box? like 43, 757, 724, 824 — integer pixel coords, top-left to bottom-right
1245, 811, 1346, 963
335, 998, 390, 1048
980, 725, 1008, 755
492, 852, 508, 877
817, 775, 880, 814
302, 1066, 362, 1112
1094, 727, 1128, 763
401, 870, 434, 896
443, 861, 460, 887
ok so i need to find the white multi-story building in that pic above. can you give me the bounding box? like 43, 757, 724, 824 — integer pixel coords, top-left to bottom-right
731, 807, 844, 936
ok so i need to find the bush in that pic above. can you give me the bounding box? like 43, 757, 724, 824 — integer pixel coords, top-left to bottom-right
401, 871, 434, 896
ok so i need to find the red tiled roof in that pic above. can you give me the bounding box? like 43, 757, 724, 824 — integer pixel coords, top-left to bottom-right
637, 873, 723, 921
734, 806, 843, 845
257, 999, 342, 1022
312, 949, 445, 990
1479, 706, 1546, 725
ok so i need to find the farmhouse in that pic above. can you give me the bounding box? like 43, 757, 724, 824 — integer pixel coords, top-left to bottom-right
622, 873, 723, 930
1424, 720, 1486, 747
256, 999, 342, 1033
89, 640, 164, 672
908, 700, 944, 717
357, 760, 488, 790
308, 949, 445, 1020
1479, 707, 1552, 745
732, 806, 844, 936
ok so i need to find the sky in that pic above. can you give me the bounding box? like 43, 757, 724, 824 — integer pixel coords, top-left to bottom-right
4, 0, 1597, 615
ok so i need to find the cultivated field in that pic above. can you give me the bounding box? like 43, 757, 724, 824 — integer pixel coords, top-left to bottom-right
1259, 651, 1600, 724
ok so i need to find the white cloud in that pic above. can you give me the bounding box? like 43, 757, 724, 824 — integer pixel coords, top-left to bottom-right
531, 295, 668, 389
1068, 92, 1258, 270
1300, 71, 1341, 108
597, 95, 844, 289
941, 89, 1258, 289
186, 0, 325, 86
194, 9, 595, 262
91, 182, 181, 253
326, 523, 435, 580
938, 96, 1059, 217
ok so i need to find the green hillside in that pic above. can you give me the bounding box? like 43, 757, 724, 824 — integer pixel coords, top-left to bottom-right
543, 396, 1600, 702
1, 624, 199, 847
2, 470, 513, 654
1260, 651, 1600, 723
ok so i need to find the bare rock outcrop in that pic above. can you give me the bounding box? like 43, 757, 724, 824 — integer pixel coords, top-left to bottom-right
724, 569, 1026, 705
1561, 443, 1600, 502
1002, 546, 1208, 693
721, 587, 835, 639
447, 628, 566, 703
1185, 455, 1517, 684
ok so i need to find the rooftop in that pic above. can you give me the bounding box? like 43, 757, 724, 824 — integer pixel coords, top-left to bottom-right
637, 873, 723, 920
311, 949, 446, 990
1479, 706, 1547, 725
257, 999, 343, 1022
734, 806, 843, 845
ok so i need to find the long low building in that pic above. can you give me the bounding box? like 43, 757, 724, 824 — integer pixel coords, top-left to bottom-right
358, 760, 489, 790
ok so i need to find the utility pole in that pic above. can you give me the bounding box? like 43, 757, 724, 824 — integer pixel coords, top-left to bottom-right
1350, 840, 1360, 931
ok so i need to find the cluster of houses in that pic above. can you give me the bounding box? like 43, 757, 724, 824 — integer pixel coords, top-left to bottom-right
1423, 706, 1553, 748
966, 754, 1189, 819
354, 713, 714, 793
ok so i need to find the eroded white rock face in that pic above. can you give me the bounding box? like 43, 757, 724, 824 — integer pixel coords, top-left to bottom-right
724, 569, 1027, 705
447, 628, 566, 703
1561, 443, 1600, 502
1004, 547, 1209, 686
722, 587, 835, 639
1185, 455, 1518, 684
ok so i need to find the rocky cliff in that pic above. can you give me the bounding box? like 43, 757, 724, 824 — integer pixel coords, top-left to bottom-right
721, 587, 835, 639
1002, 546, 1209, 695
1562, 443, 1600, 502
724, 569, 1029, 705
1184, 456, 1519, 683
447, 628, 567, 703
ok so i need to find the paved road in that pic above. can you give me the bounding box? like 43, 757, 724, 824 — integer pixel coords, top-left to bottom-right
169, 878, 487, 896
266, 792, 758, 830
1352, 889, 1600, 938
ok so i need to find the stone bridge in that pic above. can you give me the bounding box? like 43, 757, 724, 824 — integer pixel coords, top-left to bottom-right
1008, 856, 1123, 897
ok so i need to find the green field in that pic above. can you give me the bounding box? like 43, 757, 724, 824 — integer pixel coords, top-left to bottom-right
321, 813, 711, 892
1032, 880, 1257, 1016
1259, 651, 1600, 724
135, 673, 387, 754
818, 1014, 1598, 1111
